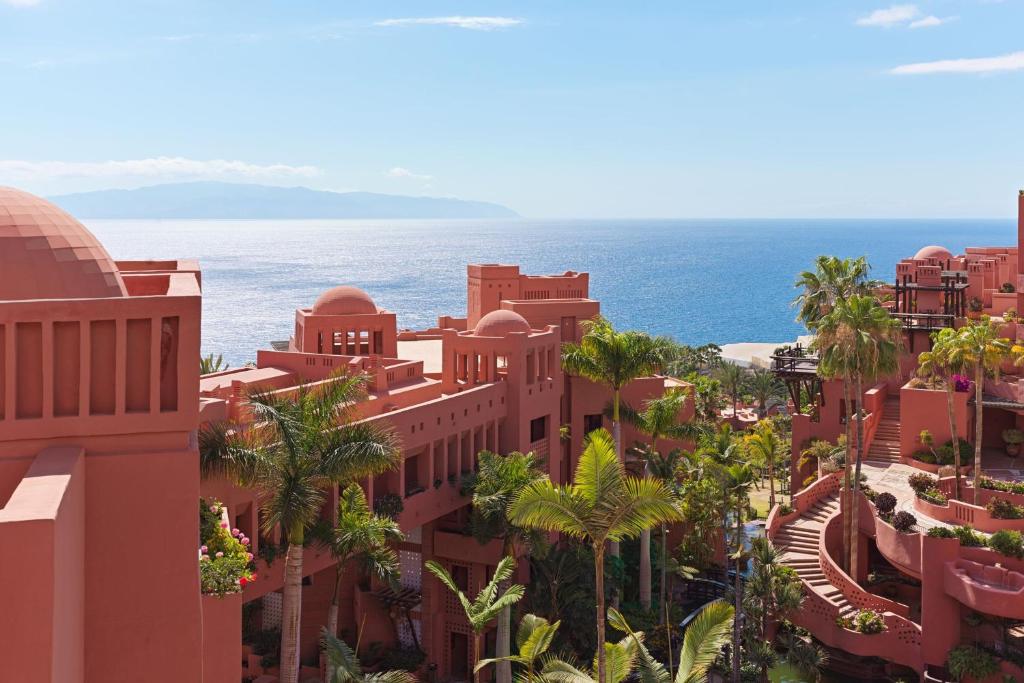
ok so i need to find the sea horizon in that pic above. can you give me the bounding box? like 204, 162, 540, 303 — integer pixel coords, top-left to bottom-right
86, 216, 1016, 367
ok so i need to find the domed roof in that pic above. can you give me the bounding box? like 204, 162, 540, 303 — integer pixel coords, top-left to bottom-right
914, 245, 953, 261
0, 187, 126, 301
312, 285, 378, 315
474, 309, 531, 337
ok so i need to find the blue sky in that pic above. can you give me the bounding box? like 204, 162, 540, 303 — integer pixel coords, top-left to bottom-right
0, 0, 1022, 218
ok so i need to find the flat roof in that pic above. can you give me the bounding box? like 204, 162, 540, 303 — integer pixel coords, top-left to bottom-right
396, 339, 444, 374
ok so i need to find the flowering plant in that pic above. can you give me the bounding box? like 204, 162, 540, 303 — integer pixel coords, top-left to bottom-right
951, 374, 971, 393
199, 499, 256, 596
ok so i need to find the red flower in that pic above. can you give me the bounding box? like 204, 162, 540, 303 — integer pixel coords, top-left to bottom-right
239, 577, 248, 587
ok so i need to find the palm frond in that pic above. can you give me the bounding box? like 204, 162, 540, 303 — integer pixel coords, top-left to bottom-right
675, 601, 734, 683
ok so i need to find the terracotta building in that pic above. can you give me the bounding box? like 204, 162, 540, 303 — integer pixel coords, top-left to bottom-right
0, 187, 691, 682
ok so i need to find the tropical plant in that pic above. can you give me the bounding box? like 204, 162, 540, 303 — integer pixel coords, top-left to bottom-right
873, 492, 897, 516
954, 318, 1018, 502
607, 601, 735, 683
467, 450, 547, 683
743, 420, 785, 511
891, 511, 917, 533
200, 352, 229, 375
747, 368, 785, 418
689, 376, 725, 422
620, 388, 708, 612
313, 484, 403, 680
198, 373, 402, 683
988, 529, 1024, 559
918, 327, 970, 499
714, 362, 746, 417
667, 343, 723, 377
426, 556, 525, 683
508, 428, 681, 683
199, 499, 256, 595
722, 463, 755, 683
784, 635, 829, 683
321, 629, 417, 683
475, 613, 560, 682
947, 645, 999, 682
793, 255, 881, 330
742, 537, 802, 682
814, 294, 901, 575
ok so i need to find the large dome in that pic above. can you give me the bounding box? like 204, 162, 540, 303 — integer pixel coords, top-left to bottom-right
312, 285, 378, 315
0, 187, 126, 301
914, 245, 953, 261
474, 309, 531, 337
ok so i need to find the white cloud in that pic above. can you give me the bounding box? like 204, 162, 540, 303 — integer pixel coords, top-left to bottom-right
375, 16, 523, 31
856, 4, 921, 27
386, 167, 433, 181
909, 15, 958, 28
891, 50, 1024, 74
0, 157, 321, 181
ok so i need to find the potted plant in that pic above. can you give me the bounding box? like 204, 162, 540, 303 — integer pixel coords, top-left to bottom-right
968, 296, 984, 318
1002, 428, 1023, 457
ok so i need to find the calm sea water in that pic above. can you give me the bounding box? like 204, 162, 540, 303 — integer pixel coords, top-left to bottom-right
84, 218, 1015, 367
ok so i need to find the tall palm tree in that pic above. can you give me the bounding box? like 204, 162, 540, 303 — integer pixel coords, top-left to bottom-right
509, 428, 681, 683
561, 316, 676, 600
426, 556, 525, 683
743, 420, 784, 511
957, 317, 1016, 503
792, 255, 881, 331
783, 635, 829, 683
620, 388, 709, 612
742, 538, 803, 682
321, 629, 417, 683
475, 613, 560, 683
747, 368, 784, 418
918, 327, 968, 500
468, 451, 546, 683
198, 374, 402, 683
316, 484, 403, 681
815, 295, 901, 576
714, 362, 746, 417
722, 464, 755, 683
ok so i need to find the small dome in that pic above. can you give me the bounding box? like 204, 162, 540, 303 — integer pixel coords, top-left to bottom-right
0, 186, 126, 301
312, 285, 378, 315
914, 245, 953, 261
474, 310, 531, 337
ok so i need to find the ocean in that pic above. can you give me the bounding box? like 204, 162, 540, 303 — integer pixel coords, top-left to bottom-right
85, 217, 1015, 367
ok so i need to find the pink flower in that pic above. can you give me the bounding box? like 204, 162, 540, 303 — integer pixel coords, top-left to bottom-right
215, 551, 224, 558
200, 545, 208, 554
231, 528, 240, 536
209, 504, 219, 512
220, 522, 228, 529
240, 537, 249, 546
246, 553, 254, 561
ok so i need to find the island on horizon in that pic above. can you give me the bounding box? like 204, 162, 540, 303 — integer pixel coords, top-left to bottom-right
48, 181, 519, 220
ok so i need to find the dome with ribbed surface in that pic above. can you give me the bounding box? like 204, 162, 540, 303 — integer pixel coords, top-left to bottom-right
474, 310, 531, 337
914, 245, 953, 261
0, 187, 126, 301
312, 285, 378, 315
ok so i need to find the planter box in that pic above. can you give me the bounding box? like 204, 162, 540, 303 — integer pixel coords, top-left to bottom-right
202, 592, 242, 683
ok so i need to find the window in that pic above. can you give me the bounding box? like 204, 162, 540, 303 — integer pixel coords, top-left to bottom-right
583, 414, 603, 436
530, 415, 547, 443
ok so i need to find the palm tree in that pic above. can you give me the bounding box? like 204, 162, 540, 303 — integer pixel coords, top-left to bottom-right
198, 374, 402, 683
541, 634, 644, 683
743, 538, 803, 682
609, 601, 735, 683
468, 451, 546, 683
317, 483, 403, 681
743, 420, 785, 511
722, 464, 755, 683
956, 317, 1016, 503
509, 428, 682, 683
815, 295, 901, 576
426, 556, 525, 683
783, 635, 829, 683
918, 327, 968, 500
475, 613, 560, 683
321, 629, 417, 683
792, 255, 881, 331
747, 368, 784, 418
620, 388, 709, 612
714, 362, 746, 417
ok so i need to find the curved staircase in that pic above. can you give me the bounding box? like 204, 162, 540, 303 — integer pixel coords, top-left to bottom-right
866, 399, 901, 465
772, 492, 859, 620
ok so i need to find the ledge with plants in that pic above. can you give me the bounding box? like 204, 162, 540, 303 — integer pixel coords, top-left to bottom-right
911, 474, 1024, 533
834, 609, 886, 635
908, 431, 973, 475
200, 498, 257, 596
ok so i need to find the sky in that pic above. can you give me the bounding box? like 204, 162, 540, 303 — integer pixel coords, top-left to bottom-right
0, 0, 1022, 218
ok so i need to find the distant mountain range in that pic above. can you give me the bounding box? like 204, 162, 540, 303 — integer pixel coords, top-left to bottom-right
49, 182, 519, 219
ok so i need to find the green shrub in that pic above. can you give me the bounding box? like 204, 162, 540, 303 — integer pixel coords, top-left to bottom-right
987, 497, 1024, 520
944, 439, 973, 461
980, 477, 1024, 495
927, 527, 956, 538
913, 450, 937, 465
988, 530, 1024, 559
908, 472, 938, 493
853, 609, 886, 634
948, 645, 999, 681
777, 503, 794, 516
380, 646, 426, 672
917, 487, 948, 506
953, 525, 987, 547
875, 492, 897, 515
802, 474, 817, 489
892, 511, 917, 533
935, 446, 955, 466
